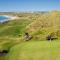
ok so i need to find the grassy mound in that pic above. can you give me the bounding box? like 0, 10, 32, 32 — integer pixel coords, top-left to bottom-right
4, 41, 60, 60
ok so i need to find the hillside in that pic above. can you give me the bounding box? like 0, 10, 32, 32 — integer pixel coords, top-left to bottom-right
0, 11, 60, 60
0, 11, 60, 40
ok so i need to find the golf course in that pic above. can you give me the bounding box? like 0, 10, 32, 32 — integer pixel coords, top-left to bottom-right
0, 11, 60, 60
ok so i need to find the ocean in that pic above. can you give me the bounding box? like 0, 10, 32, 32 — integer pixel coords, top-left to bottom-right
0, 16, 10, 23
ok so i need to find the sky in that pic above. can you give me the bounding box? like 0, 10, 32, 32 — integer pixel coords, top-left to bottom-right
0, 0, 60, 12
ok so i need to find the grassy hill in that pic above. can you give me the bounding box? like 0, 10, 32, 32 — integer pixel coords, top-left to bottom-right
4, 40, 60, 60
0, 11, 60, 60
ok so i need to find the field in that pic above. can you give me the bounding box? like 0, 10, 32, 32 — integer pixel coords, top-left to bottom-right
0, 11, 60, 60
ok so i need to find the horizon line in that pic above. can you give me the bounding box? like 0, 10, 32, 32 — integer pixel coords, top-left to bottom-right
0, 10, 60, 12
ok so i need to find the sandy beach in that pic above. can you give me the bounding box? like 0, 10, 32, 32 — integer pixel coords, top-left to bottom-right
3, 15, 20, 20
0, 15, 20, 23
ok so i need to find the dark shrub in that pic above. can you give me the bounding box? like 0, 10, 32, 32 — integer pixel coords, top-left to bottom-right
0, 50, 9, 56
24, 32, 33, 41
46, 33, 57, 41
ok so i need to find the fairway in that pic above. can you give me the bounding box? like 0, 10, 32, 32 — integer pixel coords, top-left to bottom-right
4, 40, 60, 60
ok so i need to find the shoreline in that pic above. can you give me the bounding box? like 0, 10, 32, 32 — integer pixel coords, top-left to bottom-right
0, 15, 20, 23
2, 15, 19, 20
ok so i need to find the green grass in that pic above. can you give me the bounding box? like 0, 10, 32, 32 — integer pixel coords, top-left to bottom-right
0, 19, 33, 37
2, 40, 60, 60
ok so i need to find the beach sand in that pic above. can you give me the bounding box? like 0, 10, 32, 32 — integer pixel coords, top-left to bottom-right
0, 15, 20, 23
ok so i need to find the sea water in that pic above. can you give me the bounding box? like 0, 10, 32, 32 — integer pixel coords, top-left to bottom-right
0, 16, 10, 23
